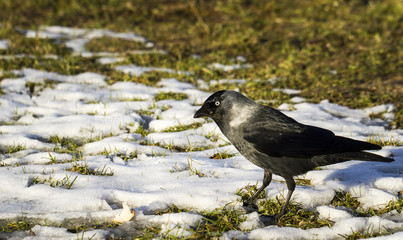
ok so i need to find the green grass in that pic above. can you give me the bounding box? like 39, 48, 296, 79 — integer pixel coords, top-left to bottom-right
259, 197, 332, 229
238, 183, 331, 229
367, 133, 402, 147
161, 122, 203, 133
237, 183, 268, 203
49, 136, 81, 154
109, 71, 187, 86
1, 217, 121, 237
85, 37, 149, 53
294, 178, 312, 187
31, 173, 77, 189
331, 191, 403, 217
154, 92, 188, 101
1, 219, 31, 232
140, 139, 209, 153
1, 0, 401, 127
133, 124, 150, 137
0, 144, 26, 155
124, 203, 245, 238
67, 161, 114, 176
136, 109, 155, 116
0, 210, 33, 233
237, 184, 330, 229
237, 186, 402, 231
154, 204, 189, 215
275, 177, 313, 187
48, 134, 114, 156
1, 0, 400, 126
153, 205, 246, 239
194, 208, 246, 238
0, 0, 402, 237
115, 151, 139, 161
340, 225, 392, 239
209, 151, 237, 159
169, 156, 212, 178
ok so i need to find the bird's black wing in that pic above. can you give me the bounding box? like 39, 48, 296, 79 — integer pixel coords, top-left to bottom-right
242, 110, 380, 158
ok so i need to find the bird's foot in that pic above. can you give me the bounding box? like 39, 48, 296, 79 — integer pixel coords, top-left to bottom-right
242, 199, 259, 208
243, 200, 279, 225
242, 200, 258, 213
274, 209, 288, 221
274, 213, 283, 221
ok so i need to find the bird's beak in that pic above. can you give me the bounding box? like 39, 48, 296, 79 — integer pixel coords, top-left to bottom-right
194, 105, 208, 118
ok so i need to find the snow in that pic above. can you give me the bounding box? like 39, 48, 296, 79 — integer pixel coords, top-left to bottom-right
290, 96, 306, 103
25, 26, 146, 43
138, 211, 202, 237
1, 25, 402, 239
209, 63, 253, 71
196, 78, 246, 90
98, 56, 126, 65
115, 64, 191, 76
316, 206, 353, 222
0, 39, 10, 49
273, 88, 302, 95
239, 212, 265, 230
22, 225, 108, 240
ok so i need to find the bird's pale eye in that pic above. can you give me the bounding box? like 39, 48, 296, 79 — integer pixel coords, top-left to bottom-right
215, 101, 220, 106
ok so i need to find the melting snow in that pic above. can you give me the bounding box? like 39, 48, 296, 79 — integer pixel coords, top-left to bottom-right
0, 26, 402, 239
209, 62, 253, 72
0, 39, 9, 49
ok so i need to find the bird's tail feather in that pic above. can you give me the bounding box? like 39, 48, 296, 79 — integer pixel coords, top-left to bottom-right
313, 151, 394, 167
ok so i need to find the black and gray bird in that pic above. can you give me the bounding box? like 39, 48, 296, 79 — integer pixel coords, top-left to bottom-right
194, 90, 393, 216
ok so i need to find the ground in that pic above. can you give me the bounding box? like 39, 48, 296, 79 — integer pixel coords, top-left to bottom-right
0, 1, 402, 239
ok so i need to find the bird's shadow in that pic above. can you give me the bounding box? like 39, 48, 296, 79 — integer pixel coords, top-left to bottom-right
320, 150, 402, 190
258, 214, 277, 226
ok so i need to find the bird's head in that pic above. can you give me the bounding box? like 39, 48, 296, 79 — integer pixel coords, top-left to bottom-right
194, 90, 254, 124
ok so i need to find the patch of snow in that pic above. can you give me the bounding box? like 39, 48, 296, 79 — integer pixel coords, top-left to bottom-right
115, 64, 191, 76
157, 78, 195, 90
209, 63, 253, 72
1, 25, 402, 239
98, 56, 126, 64
236, 55, 247, 62
65, 38, 90, 53
291, 96, 306, 103
239, 212, 264, 230
273, 88, 302, 95
23, 26, 150, 55
0, 39, 10, 49
42, 25, 87, 36
209, 79, 246, 86
29, 225, 108, 240
316, 206, 353, 222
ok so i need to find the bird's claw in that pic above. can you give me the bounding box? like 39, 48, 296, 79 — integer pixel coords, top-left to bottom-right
274, 214, 281, 221
242, 201, 250, 207
242, 200, 258, 213
242, 199, 257, 207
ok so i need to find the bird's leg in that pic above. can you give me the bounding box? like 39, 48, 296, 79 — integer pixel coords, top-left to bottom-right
279, 177, 296, 217
244, 170, 272, 205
